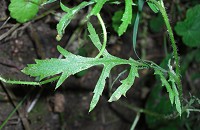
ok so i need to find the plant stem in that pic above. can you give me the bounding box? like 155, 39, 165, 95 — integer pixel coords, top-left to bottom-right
147, 0, 183, 103
130, 112, 140, 130
95, 13, 107, 58
0, 76, 60, 85
118, 100, 180, 120
0, 89, 32, 129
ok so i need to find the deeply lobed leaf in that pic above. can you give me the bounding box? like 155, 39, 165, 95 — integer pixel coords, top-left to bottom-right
22, 45, 138, 111
23, 23, 140, 111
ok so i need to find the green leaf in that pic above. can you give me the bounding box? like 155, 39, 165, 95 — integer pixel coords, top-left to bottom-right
108, 63, 138, 102
87, 22, 109, 55
169, 73, 182, 115
60, 2, 70, 12
133, 0, 144, 57
118, 0, 132, 36
87, 22, 104, 51
154, 70, 175, 105
154, 63, 182, 116
112, 10, 124, 33
22, 45, 138, 110
88, 0, 107, 16
147, 2, 159, 13
22, 23, 139, 112
56, 1, 94, 41
8, 0, 40, 23
89, 65, 113, 112
175, 4, 200, 47
145, 56, 182, 129
149, 13, 164, 33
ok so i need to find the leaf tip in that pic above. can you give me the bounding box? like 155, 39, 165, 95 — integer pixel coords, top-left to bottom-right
55, 84, 60, 90
56, 34, 62, 41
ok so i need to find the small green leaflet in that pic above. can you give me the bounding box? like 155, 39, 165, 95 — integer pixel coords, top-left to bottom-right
149, 13, 164, 33
168, 60, 182, 115
87, 22, 104, 51
9, 0, 40, 23
89, 65, 113, 112
154, 69, 182, 116
175, 4, 200, 47
118, 0, 132, 36
169, 73, 181, 115
109, 64, 138, 102
112, 10, 124, 33
56, 1, 94, 41
87, 22, 109, 55
154, 70, 175, 105
132, 0, 144, 58
147, 2, 159, 13
60, 2, 70, 12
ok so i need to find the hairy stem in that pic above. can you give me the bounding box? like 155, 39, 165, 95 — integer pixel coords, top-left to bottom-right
147, 0, 183, 103
0, 76, 60, 85
95, 13, 107, 58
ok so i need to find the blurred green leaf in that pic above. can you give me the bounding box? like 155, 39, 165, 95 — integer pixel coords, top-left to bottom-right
133, 0, 144, 57
181, 49, 200, 75
194, 49, 200, 62
112, 10, 136, 34
112, 10, 124, 33
149, 13, 164, 33
60, 2, 70, 12
147, 2, 159, 13
9, 0, 40, 23
175, 4, 200, 47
